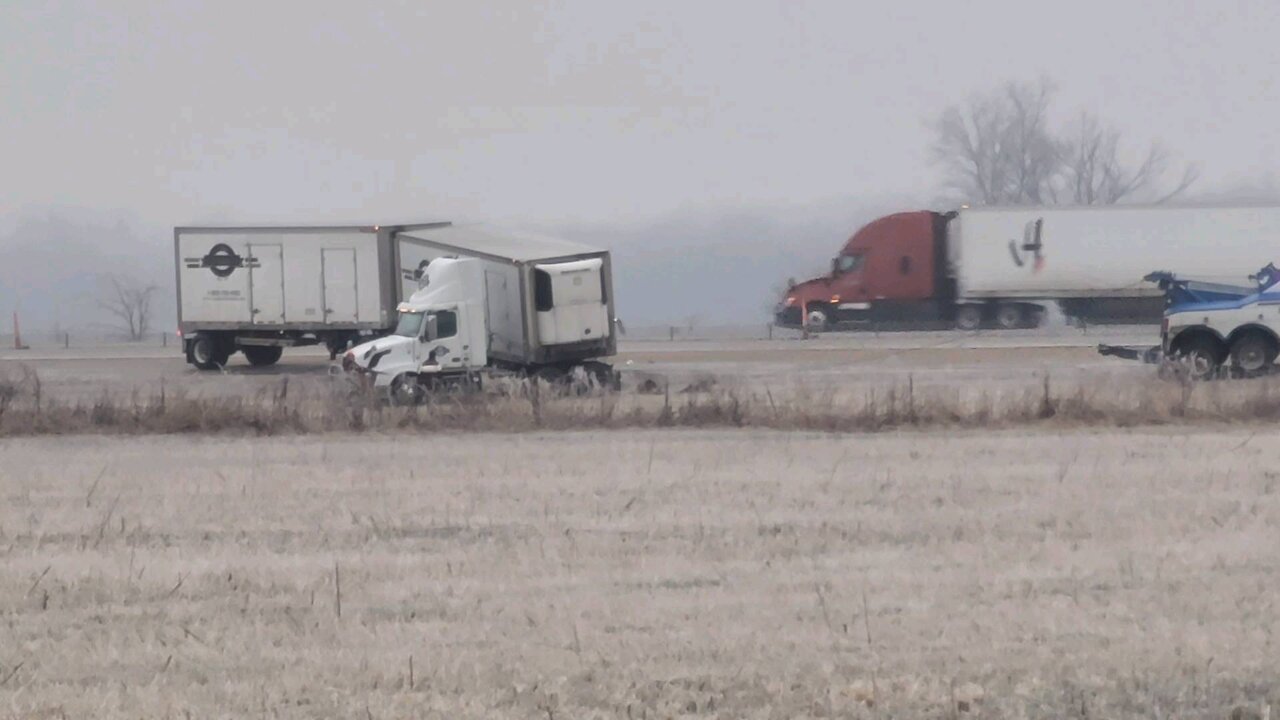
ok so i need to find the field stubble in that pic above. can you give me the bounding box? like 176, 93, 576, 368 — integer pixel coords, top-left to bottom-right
3, 361, 1280, 436
2, 428, 1280, 718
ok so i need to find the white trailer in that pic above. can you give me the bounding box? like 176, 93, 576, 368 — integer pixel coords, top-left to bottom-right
950, 204, 1280, 324
341, 225, 618, 401
176, 223, 449, 369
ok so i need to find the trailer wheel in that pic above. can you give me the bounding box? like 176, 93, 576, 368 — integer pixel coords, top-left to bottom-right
955, 305, 983, 331
189, 335, 226, 371
532, 366, 582, 396
1230, 331, 1278, 373
243, 346, 283, 367
582, 361, 621, 392
995, 304, 1024, 330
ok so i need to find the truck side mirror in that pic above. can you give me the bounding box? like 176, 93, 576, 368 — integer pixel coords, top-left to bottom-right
424, 315, 439, 341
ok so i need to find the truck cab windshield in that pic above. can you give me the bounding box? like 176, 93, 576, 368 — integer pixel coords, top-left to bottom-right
835, 254, 864, 274
393, 311, 424, 337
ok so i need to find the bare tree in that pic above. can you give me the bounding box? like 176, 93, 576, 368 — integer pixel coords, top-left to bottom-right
1061, 111, 1199, 205
932, 79, 1197, 206
100, 274, 159, 341
931, 78, 1062, 205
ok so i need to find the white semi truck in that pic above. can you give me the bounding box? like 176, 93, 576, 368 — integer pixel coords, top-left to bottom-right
341, 228, 618, 402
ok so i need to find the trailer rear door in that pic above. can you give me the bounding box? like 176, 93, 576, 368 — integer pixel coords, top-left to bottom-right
248, 243, 285, 324
322, 248, 359, 323
533, 258, 610, 345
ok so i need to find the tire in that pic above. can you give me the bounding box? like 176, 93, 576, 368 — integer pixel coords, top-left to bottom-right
389, 374, 425, 406
189, 335, 224, 371
242, 346, 283, 367
1230, 332, 1277, 373
1173, 333, 1225, 380
805, 308, 830, 332
583, 361, 621, 392
533, 366, 577, 396
995, 304, 1024, 330
325, 335, 350, 361
955, 305, 983, 331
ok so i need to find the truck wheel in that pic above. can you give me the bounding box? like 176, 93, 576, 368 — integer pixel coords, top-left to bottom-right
995, 304, 1024, 330
189, 335, 225, 371
805, 308, 830, 332
325, 336, 350, 361
1230, 332, 1278, 373
534, 366, 575, 396
389, 374, 425, 406
243, 346, 283, 367
1173, 334, 1225, 380
955, 305, 983, 331
583, 361, 621, 392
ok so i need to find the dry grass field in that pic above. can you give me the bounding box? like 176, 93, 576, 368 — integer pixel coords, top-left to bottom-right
3, 428, 1279, 718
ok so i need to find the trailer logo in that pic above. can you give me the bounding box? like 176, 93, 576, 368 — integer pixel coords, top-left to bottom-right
185, 243, 258, 278
1008, 218, 1044, 272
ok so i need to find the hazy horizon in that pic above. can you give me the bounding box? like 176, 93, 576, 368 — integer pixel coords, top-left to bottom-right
5, 1, 1280, 332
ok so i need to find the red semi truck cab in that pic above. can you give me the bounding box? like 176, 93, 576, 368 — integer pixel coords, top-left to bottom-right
776, 210, 954, 329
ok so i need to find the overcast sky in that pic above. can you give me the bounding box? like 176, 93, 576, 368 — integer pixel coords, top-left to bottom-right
4, 0, 1279, 230
3, 1, 1280, 330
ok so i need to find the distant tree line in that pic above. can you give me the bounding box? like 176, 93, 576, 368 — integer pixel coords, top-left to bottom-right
931, 78, 1199, 206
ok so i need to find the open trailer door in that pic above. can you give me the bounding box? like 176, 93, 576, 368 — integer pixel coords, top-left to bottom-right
533, 258, 610, 346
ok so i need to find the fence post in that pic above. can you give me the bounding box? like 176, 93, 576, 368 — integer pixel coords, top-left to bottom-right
162, 331, 168, 347
65, 332, 70, 349
669, 326, 675, 341
767, 323, 773, 340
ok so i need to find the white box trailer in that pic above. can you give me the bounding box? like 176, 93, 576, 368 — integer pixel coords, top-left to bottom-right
951, 205, 1280, 300
177, 222, 456, 369
940, 204, 1280, 328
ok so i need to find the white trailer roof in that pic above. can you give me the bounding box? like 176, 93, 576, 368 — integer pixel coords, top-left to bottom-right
397, 224, 602, 262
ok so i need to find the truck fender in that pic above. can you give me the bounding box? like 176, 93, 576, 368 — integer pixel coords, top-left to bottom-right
1167, 326, 1227, 357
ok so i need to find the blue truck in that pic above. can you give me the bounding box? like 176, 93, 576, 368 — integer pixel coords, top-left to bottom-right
1099, 265, 1280, 378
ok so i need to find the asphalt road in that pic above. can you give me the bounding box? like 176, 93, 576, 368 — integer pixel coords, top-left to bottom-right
0, 326, 1158, 403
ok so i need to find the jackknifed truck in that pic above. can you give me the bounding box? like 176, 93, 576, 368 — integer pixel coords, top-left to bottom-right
339, 225, 618, 403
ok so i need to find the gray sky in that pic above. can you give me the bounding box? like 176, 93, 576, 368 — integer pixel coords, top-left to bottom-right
5, 0, 1279, 227
3, 0, 1280, 329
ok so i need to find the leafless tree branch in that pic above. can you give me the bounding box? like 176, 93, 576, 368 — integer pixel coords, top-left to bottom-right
932, 80, 1197, 206
99, 274, 159, 341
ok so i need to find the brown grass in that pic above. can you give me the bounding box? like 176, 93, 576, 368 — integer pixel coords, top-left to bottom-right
1, 429, 1278, 718
4, 365, 1280, 437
